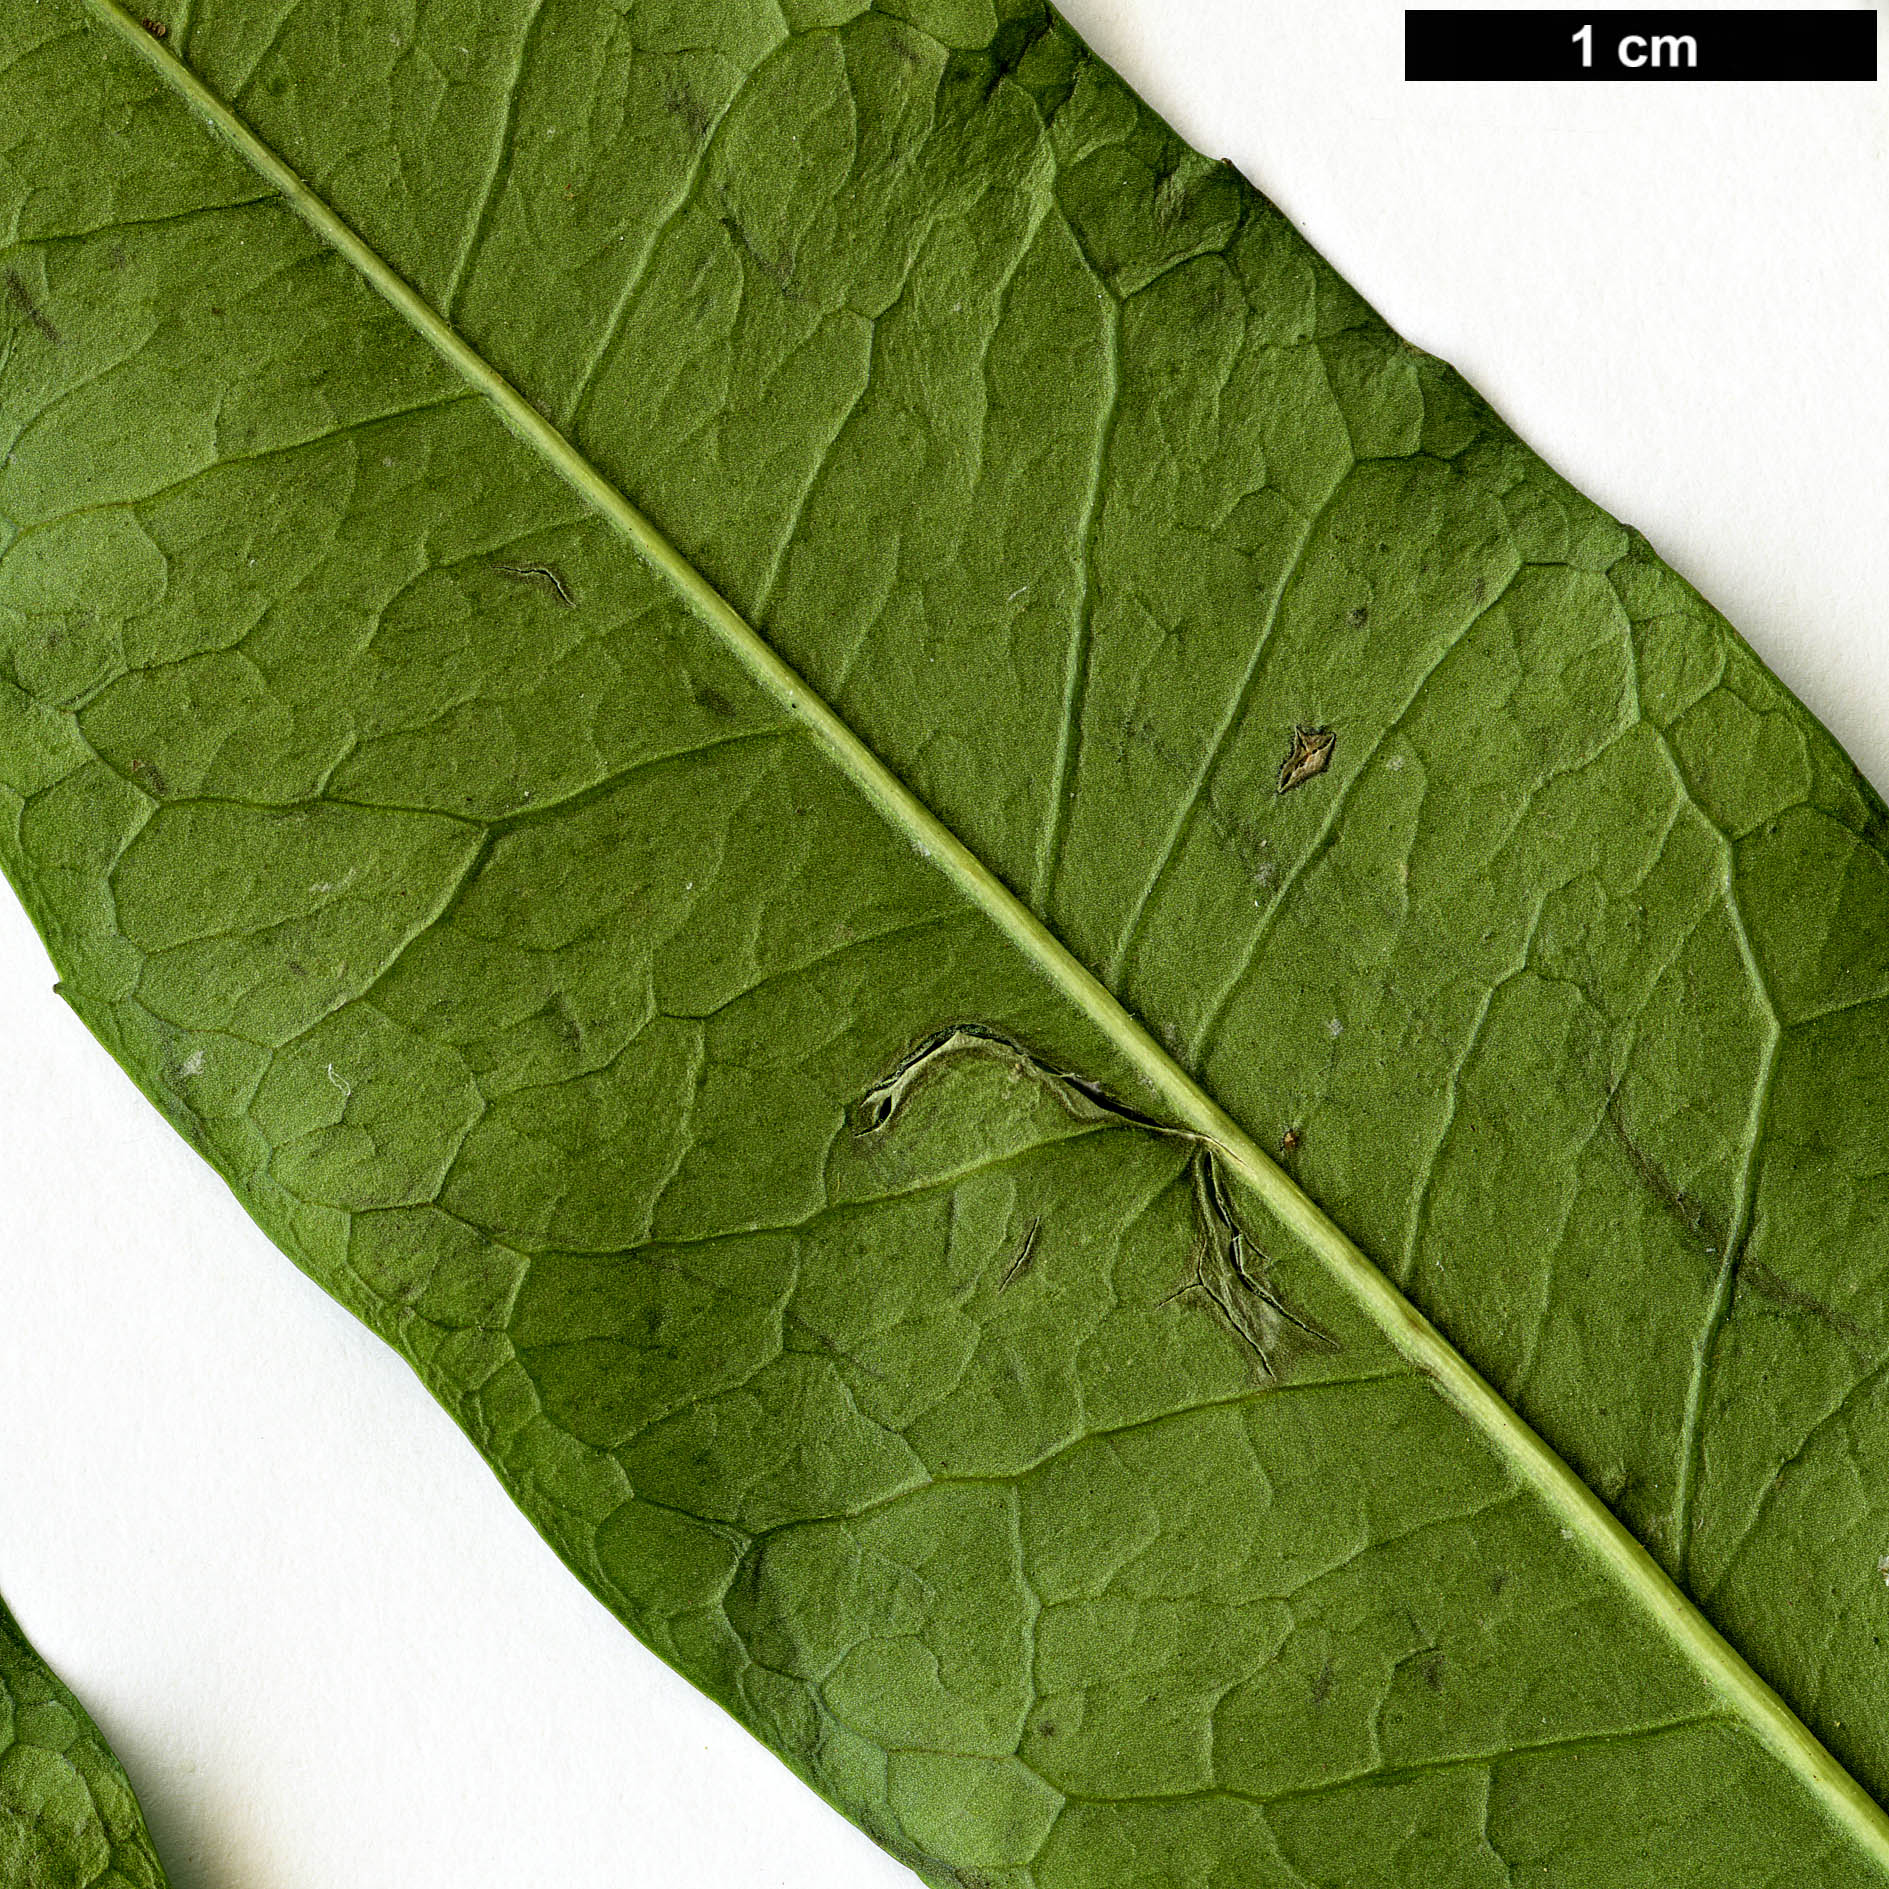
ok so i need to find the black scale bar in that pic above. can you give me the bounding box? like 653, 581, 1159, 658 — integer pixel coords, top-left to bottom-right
1407, 10, 1878, 80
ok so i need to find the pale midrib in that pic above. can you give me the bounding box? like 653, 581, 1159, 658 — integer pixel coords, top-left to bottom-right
83, 0, 1889, 1871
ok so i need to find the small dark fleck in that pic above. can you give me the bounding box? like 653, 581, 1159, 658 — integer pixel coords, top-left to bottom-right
128, 756, 170, 798
5, 270, 59, 346
1280, 1126, 1302, 1156
1276, 724, 1336, 794
660, 77, 712, 141
141, 16, 168, 35
1310, 1656, 1334, 1710
1347, 605, 1369, 628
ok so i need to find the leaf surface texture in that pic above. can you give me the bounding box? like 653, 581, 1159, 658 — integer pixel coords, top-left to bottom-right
0, 1599, 170, 1888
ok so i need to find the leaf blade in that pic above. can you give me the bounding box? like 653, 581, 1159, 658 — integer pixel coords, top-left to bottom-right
5, 0, 1889, 1880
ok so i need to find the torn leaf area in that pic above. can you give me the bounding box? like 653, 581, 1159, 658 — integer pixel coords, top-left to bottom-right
858, 1024, 1332, 1379
1180, 1146, 1336, 1378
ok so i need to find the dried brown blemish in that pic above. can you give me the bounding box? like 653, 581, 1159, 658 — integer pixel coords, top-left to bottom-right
1276, 724, 1335, 794
141, 15, 168, 36
1280, 1126, 1303, 1156
5, 271, 59, 346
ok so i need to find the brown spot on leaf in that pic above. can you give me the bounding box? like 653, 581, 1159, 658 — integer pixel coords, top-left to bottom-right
1276, 724, 1335, 794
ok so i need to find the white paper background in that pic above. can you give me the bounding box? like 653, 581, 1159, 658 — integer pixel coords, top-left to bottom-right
1, 4, 1883, 1883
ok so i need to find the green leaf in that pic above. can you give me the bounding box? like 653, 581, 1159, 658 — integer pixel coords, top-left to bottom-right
3, 1, 1889, 1883
0, 1598, 170, 1889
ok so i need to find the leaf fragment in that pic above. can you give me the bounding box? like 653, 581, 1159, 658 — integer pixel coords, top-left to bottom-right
0, 1595, 170, 1888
